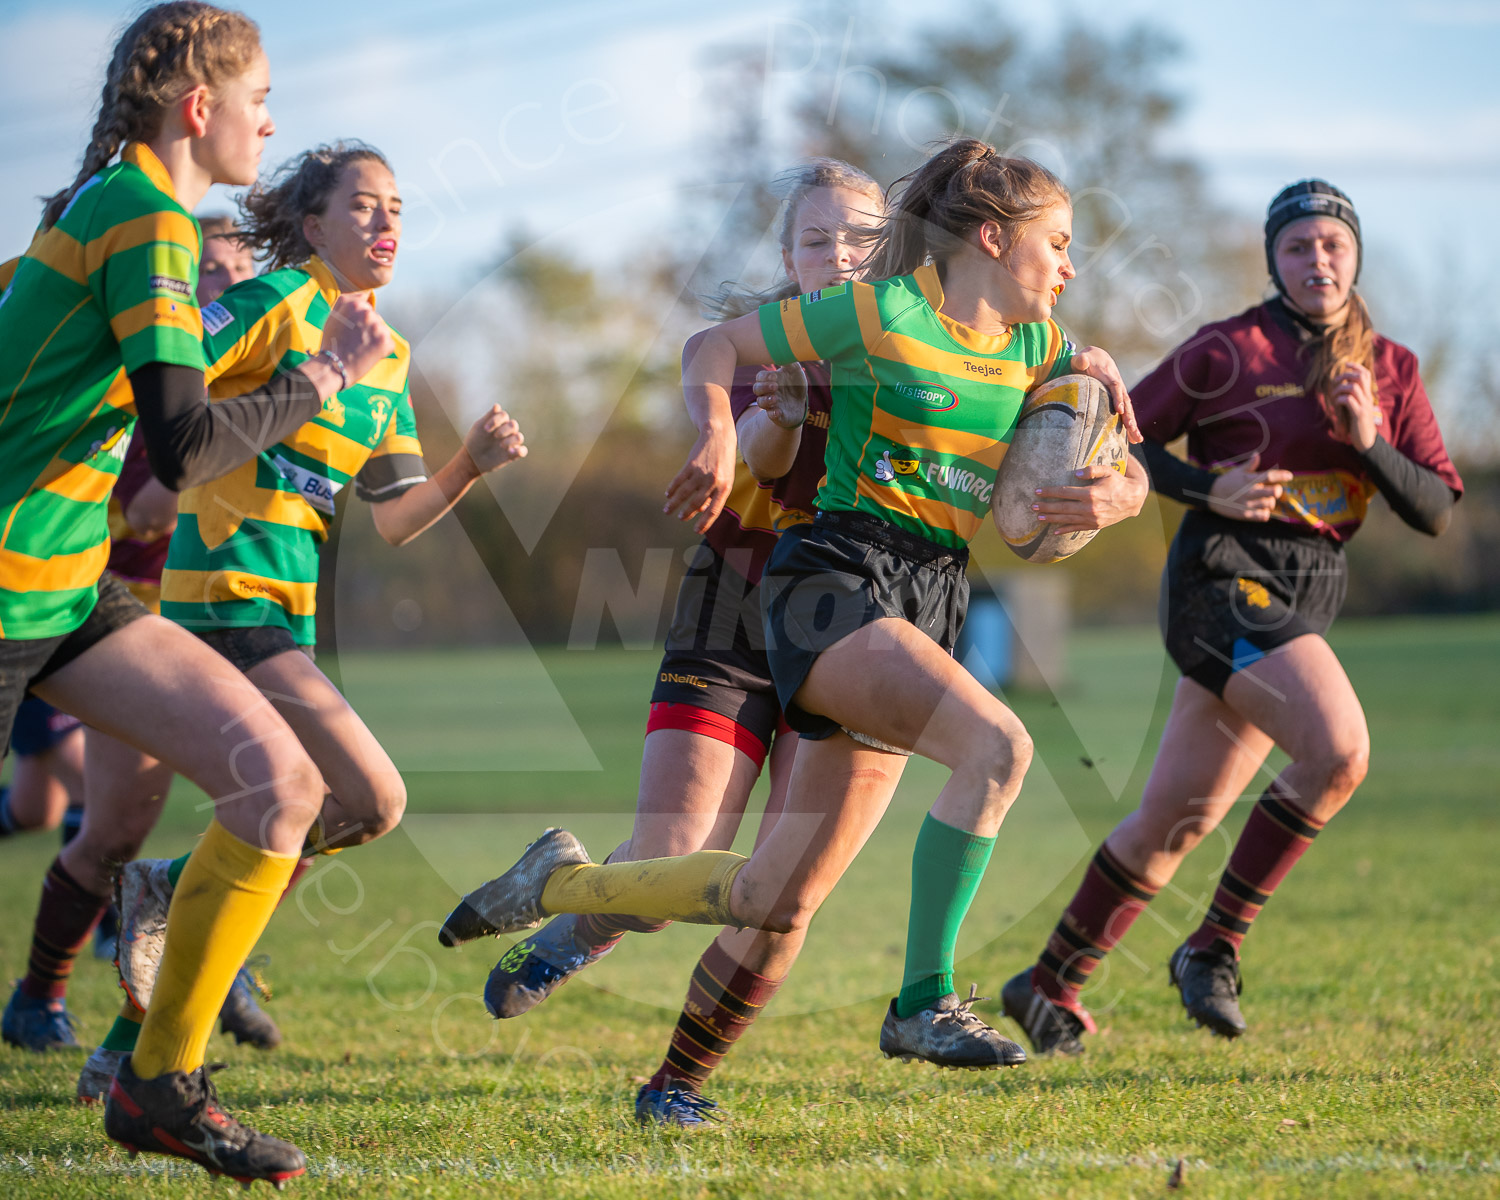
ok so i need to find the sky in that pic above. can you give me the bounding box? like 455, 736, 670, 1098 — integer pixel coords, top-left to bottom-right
3, 0, 1497, 341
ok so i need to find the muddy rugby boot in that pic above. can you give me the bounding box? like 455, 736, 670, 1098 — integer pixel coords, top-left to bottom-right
439, 828, 590, 947
1000, 967, 1094, 1057
879, 984, 1027, 1069
1169, 940, 1248, 1039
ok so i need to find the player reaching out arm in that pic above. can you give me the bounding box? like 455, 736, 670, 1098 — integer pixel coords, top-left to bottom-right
443, 140, 1146, 1094
999, 180, 1461, 1057
67, 141, 526, 1105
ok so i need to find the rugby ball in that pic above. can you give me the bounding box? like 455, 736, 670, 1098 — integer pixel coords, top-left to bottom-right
992, 374, 1128, 563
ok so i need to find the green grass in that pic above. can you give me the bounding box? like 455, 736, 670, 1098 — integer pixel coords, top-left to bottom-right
2, 616, 1497, 1198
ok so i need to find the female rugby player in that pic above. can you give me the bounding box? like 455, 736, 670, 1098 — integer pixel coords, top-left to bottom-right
72, 141, 527, 1101
0, 3, 396, 1184
1000, 180, 1462, 1055
442, 139, 1148, 1099
480, 160, 906, 1126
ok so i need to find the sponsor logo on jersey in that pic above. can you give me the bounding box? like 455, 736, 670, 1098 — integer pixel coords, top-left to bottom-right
806, 282, 848, 304
875, 450, 925, 484
1255, 381, 1304, 398
148, 274, 192, 299
961, 360, 1012, 379
922, 459, 994, 504
894, 381, 958, 411
88, 425, 130, 462
200, 301, 234, 335
272, 454, 344, 516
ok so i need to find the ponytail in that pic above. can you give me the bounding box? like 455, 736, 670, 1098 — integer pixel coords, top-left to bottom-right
863, 138, 1068, 282
42, 3, 260, 228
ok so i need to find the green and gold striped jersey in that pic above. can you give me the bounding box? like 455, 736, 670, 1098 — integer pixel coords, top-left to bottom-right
0, 143, 203, 638
759, 263, 1075, 549
160, 256, 425, 644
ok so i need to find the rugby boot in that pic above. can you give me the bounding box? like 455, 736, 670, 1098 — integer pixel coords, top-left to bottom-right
1168, 940, 1247, 1039
635, 1082, 723, 1129
1000, 967, 1094, 1057
879, 984, 1027, 1069
219, 965, 283, 1050
77, 1044, 127, 1104
439, 828, 591, 946
484, 914, 620, 1018
104, 1056, 306, 1188
116, 858, 174, 1010
2, 985, 80, 1052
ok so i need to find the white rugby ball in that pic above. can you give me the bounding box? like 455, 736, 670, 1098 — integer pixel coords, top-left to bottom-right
992, 374, 1128, 563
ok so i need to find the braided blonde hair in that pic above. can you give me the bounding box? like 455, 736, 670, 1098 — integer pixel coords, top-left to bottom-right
42, 2, 261, 228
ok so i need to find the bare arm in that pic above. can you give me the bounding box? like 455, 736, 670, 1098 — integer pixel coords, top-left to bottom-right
738, 364, 809, 483
668, 313, 777, 533
369, 405, 526, 546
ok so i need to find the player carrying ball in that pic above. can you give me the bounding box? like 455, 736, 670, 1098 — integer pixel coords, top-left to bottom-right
480, 159, 905, 1127
1000, 180, 1462, 1055
442, 139, 1148, 1096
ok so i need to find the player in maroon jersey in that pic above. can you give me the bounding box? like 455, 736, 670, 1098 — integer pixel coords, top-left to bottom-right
482, 160, 907, 1127
1002, 180, 1463, 1053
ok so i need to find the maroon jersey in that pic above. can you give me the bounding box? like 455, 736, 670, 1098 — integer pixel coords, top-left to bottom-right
703, 362, 831, 583
106, 434, 172, 587
1134, 302, 1462, 541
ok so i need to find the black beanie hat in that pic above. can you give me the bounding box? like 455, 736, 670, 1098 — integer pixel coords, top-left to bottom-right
1264, 180, 1362, 296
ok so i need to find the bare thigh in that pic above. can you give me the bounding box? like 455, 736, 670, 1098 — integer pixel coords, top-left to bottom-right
624, 728, 765, 860
243, 649, 407, 847
1108, 676, 1275, 887
33, 616, 320, 854
731, 731, 908, 934
793, 617, 1032, 837
1222, 633, 1370, 822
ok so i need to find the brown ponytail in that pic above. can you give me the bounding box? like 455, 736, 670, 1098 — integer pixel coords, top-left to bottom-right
237, 142, 392, 271
42, 2, 261, 229
704, 157, 883, 320
1302, 289, 1377, 425
863, 138, 1069, 282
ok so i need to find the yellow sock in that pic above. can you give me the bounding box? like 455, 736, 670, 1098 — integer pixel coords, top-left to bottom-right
131, 820, 298, 1079
539, 850, 746, 926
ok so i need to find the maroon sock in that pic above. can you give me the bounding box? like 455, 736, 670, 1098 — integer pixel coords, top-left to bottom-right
19, 858, 110, 1001
573, 911, 671, 950
1187, 789, 1325, 954
1033, 843, 1160, 1011
646, 938, 784, 1093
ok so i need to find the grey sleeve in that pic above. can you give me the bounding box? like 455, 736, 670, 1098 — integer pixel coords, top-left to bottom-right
354, 453, 430, 503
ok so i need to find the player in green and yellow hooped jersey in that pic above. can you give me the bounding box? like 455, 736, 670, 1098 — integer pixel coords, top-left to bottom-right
0, 5, 394, 1185
442, 140, 1149, 1079
74, 141, 527, 1100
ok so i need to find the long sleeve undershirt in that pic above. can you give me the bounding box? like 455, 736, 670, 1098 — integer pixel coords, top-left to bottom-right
1131, 437, 1456, 536
128, 362, 323, 491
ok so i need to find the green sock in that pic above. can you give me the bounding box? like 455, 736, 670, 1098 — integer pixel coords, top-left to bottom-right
166, 853, 189, 888
894, 814, 997, 1018
101, 1012, 142, 1053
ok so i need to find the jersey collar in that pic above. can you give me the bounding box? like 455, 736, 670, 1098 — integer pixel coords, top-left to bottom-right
912, 262, 1012, 355
303, 255, 378, 310
121, 143, 177, 203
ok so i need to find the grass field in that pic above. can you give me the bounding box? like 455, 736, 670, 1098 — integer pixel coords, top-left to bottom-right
1, 616, 1497, 1198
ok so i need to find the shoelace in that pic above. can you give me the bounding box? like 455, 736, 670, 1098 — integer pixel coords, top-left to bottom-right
654, 1088, 723, 1124
196, 1062, 249, 1140
946, 983, 996, 1031
242, 955, 274, 1003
